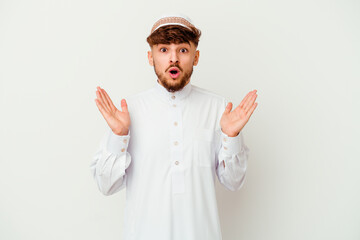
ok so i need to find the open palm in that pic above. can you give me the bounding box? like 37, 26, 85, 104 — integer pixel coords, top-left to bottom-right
95, 86, 131, 136
220, 90, 258, 137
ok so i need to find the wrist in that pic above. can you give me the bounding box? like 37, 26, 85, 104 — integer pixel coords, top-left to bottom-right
113, 128, 129, 136
221, 128, 239, 137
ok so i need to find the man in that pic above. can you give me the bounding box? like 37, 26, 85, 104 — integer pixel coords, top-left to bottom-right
91, 14, 258, 240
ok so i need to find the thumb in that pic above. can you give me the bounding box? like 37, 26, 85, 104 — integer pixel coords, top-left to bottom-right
224, 102, 233, 114
121, 99, 128, 113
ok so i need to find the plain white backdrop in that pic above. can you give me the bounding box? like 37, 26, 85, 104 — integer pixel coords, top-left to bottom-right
0, 0, 359, 239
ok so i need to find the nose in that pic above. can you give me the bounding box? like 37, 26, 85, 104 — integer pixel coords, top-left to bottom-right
169, 50, 179, 64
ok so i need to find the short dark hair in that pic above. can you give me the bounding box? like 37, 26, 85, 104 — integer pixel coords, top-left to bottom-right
146, 25, 201, 48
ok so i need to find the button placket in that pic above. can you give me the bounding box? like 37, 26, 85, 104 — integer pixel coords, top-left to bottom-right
169, 97, 185, 194
169, 98, 183, 168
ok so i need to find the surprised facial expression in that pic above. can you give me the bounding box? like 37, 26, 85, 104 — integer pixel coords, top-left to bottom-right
148, 42, 200, 92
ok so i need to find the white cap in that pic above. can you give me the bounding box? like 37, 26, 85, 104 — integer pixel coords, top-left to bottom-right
150, 14, 195, 34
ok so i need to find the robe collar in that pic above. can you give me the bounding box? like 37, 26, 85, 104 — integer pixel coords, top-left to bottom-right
154, 79, 192, 101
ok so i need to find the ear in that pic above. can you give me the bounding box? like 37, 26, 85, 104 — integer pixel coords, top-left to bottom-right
193, 50, 200, 66
148, 50, 154, 66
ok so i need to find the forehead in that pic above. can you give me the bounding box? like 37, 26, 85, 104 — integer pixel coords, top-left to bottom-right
154, 42, 193, 49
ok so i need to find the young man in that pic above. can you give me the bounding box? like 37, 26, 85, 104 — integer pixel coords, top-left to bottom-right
92, 14, 258, 240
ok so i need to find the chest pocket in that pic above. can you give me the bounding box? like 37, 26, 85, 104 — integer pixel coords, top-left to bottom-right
193, 128, 215, 168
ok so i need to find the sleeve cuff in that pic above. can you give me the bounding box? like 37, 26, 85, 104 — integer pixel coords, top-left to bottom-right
106, 129, 130, 155
220, 129, 242, 155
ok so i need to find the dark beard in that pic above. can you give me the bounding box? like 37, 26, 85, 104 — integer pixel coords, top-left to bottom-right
154, 62, 193, 92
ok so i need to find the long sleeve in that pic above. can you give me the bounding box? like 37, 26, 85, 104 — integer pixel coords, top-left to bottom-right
215, 97, 250, 191
215, 129, 249, 191
90, 128, 132, 196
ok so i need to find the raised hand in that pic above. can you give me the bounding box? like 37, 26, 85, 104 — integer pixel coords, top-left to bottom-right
220, 90, 258, 137
95, 86, 131, 136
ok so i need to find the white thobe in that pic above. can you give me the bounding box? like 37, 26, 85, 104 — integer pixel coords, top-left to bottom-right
91, 80, 249, 240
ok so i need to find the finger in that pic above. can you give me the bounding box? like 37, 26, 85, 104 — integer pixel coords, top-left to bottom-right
238, 92, 251, 108
224, 102, 233, 114
95, 89, 105, 107
96, 89, 108, 112
96, 87, 110, 112
95, 98, 110, 120
244, 94, 257, 112
239, 90, 255, 108
99, 87, 112, 112
102, 88, 117, 112
121, 99, 129, 113
244, 93, 257, 113
246, 102, 258, 119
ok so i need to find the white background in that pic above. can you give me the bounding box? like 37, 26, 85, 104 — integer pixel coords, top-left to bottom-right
0, 0, 359, 239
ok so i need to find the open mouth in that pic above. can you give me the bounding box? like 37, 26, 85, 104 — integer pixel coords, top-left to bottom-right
168, 67, 180, 79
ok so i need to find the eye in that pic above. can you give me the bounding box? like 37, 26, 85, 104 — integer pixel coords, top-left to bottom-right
160, 48, 167, 52
180, 48, 188, 53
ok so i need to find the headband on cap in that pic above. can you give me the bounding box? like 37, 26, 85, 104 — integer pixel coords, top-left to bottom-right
150, 14, 195, 34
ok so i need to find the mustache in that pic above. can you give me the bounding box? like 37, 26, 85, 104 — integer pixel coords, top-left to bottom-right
166, 64, 183, 72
